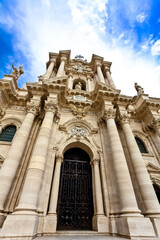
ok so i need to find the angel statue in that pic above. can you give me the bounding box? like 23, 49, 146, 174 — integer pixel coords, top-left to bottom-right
12, 64, 24, 80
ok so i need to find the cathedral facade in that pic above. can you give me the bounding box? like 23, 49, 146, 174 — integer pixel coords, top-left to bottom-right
0, 50, 160, 239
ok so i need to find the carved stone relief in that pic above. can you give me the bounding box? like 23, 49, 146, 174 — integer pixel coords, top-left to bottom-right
70, 126, 87, 137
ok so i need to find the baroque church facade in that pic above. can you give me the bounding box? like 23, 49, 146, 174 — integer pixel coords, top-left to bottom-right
0, 50, 160, 239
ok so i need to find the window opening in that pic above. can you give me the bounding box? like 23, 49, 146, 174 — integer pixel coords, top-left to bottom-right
0, 125, 16, 142
135, 137, 148, 153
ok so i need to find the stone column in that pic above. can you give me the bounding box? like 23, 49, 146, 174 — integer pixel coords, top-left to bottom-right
0, 101, 39, 213
48, 154, 63, 214
104, 108, 141, 216
98, 151, 109, 217
91, 163, 96, 215
120, 113, 160, 216
67, 73, 73, 89
87, 75, 92, 91
16, 101, 56, 212
105, 67, 116, 88
56, 57, 66, 77
91, 159, 104, 215
43, 58, 56, 79
96, 63, 105, 84
91, 158, 109, 233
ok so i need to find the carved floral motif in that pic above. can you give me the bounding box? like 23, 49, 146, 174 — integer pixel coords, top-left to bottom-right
119, 113, 130, 125
45, 100, 57, 113
90, 158, 99, 166
27, 101, 40, 115
104, 108, 116, 120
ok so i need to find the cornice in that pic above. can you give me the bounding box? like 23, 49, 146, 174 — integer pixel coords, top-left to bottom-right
26, 82, 45, 99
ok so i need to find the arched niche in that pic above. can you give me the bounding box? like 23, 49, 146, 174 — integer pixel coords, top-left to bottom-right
73, 79, 86, 91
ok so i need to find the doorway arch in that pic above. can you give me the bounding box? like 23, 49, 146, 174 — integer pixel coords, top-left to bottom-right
57, 147, 94, 230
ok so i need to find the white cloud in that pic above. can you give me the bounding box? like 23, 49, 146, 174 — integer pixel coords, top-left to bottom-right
151, 40, 160, 56
3, 0, 160, 98
136, 12, 147, 23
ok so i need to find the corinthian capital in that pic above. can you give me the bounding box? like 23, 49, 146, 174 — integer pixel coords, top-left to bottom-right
90, 158, 99, 166
61, 56, 67, 62
45, 100, 57, 114
56, 153, 63, 163
27, 101, 40, 115
105, 66, 110, 73
104, 108, 116, 120
119, 113, 130, 125
150, 118, 160, 130
96, 62, 102, 67
50, 58, 56, 63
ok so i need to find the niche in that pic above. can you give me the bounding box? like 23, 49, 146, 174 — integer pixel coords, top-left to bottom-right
73, 79, 86, 91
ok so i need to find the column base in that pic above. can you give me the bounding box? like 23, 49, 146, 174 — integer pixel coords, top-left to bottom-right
43, 213, 57, 234
92, 215, 109, 233
150, 217, 160, 237
0, 211, 38, 239
117, 216, 156, 238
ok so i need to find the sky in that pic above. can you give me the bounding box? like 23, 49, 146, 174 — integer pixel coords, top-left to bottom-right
0, 0, 160, 97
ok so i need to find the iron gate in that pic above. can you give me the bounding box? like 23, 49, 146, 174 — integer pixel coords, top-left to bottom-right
57, 148, 93, 230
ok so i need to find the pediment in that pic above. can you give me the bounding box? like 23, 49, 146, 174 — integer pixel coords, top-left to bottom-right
59, 118, 98, 135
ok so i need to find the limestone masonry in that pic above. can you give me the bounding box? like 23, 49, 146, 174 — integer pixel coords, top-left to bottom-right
0, 50, 160, 239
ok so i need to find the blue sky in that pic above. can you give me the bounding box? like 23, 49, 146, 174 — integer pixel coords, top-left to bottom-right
0, 0, 160, 97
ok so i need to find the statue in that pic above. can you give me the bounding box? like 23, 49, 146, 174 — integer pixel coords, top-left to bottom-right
134, 82, 144, 95
75, 82, 82, 90
12, 64, 24, 80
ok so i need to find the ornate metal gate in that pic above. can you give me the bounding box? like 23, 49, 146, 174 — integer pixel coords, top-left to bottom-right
57, 148, 93, 230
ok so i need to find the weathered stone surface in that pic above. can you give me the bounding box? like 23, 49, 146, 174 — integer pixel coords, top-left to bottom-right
0, 50, 160, 239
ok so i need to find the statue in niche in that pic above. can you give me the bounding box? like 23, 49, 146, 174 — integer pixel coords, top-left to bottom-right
134, 82, 144, 95
75, 82, 82, 90
12, 64, 24, 80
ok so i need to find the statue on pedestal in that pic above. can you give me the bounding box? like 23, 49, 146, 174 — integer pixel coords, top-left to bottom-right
12, 64, 24, 80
